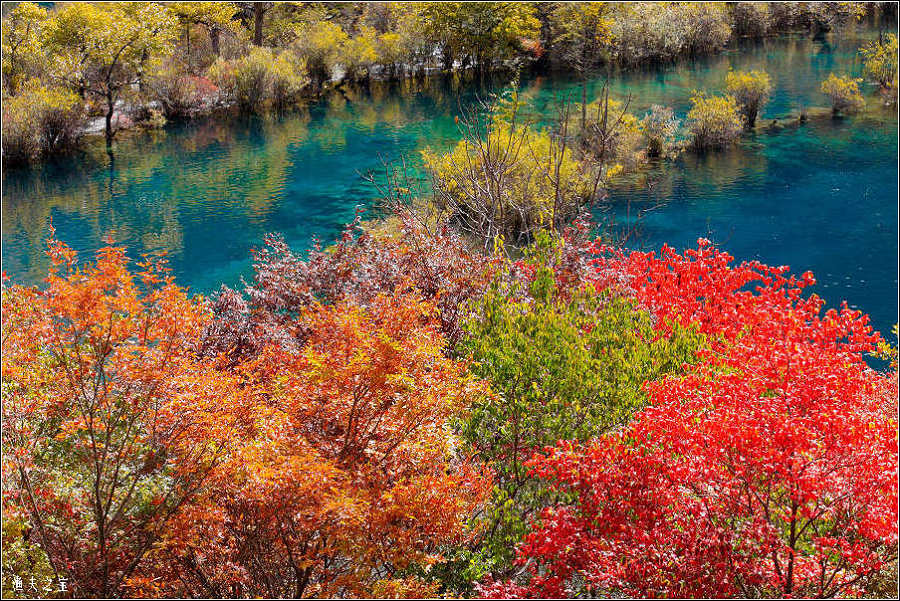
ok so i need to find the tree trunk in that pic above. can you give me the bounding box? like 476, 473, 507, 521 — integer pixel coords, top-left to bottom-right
581, 76, 587, 133
253, 6, 264, 46
186, 23, 192, 73
210, 27, 220, 56
442, 46, 453, 71
105, 92, 115, 148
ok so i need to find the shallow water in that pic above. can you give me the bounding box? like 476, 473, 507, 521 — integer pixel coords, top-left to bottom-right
2, 27, 897, 335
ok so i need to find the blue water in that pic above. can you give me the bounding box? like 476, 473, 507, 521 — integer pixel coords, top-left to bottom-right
2, 29, 897, 336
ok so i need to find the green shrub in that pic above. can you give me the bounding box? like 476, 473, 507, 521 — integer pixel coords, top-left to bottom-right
1, 517, 56, 599
1, 82, 84, 164
686, 91, 743, 150
821, 73, 865, 115
458, 233, 705, 576
725, 69, 772, 127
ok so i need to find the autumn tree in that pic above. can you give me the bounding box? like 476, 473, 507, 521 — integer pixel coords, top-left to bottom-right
549, 3, 614, 130
686, 91, 744, 149
725, 69, 772, 127
289, 19, 350, 88
201, 208, 498, 360
860, 33, 898, 91
166, 2, 238, 71
234, 1, 274, 47
482, 240, 898, 598
423, 93, 605, 246
821, 73, 865, 115
609, 2, 731, 65
458, 233, 704, 579
207, 46, 309, 112
0, 82, 85, 163
1, 236, 244, 598
343, 25, 379, 81
421, 2, 541, 73
42, 2, 177, 146
141, 293, 491, 597
0, 1, 48, 95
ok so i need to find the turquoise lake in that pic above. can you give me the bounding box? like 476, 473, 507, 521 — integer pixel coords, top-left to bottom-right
2, 28, 897, 336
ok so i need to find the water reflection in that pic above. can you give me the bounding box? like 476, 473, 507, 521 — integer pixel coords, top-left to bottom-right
2, 26, 897, 335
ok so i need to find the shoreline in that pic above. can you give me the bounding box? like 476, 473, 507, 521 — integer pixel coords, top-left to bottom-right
5, 23, 895, 170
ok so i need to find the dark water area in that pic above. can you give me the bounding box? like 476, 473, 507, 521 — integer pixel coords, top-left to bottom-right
2, 27, 897, 336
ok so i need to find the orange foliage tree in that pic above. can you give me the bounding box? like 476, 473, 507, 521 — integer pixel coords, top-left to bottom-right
135, 292, 492, 597
2, 236, 245, 598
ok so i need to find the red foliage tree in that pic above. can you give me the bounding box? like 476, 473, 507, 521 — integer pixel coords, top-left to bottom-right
482, 240, 898, 598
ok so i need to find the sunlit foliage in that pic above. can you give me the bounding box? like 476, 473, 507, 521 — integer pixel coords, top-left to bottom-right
1, 517, 56, 599
423, 92, 601, 245
686, 91, 744, 149
166, 2, 239, 70
578, 96, 645, 169
1, 237, 244, 598
725, 69, 773, 127
1, 1, 48, 95
1, 81, 84, 163
42, 2, 178, 144
289, 19, 350, 88
821, 73, 866, 114
208, 47, 309, 112
0, 1, 885, 163
548, 2, 614, 126
481, 240, 898, 598
860, 33, 898, 92
203, 209, 499, 356
147, 65, 218, 119
143, 293, 492, 597
420, 2, 541, 72
459, 233, 704, 579
610, 2, 732, 65
3, 212, 895, 598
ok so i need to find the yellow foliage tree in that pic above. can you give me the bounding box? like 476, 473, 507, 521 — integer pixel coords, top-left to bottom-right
344, 25, 379, 81
1, 1, 48, 95
421, 2, 540, 72
821, 73, 865, 115
42, 2, 178, 145
423, 92, 599, 245
686, 92, 744, 150
860, 33, 898, 92
725, 69, 773, 127
290, 20, 349, 87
